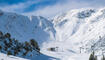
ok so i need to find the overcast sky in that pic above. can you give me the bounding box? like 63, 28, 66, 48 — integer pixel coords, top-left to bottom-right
0, 0, 105, 18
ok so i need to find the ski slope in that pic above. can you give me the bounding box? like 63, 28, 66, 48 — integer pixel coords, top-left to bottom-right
41, 8, 105, 60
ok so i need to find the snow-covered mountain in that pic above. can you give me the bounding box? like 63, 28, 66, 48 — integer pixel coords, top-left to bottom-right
1, 8, 105, 60
0, 9, 55, 45
41, 8, 105, 60
0, 10, 57, 60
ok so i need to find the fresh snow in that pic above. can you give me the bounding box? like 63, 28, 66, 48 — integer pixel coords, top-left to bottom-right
0, 53, 57, 60
0, 10, 55, 45
1, 8, 105, 60
0, 10, 57, 60
41, 8, 105, 60
0, 53, 28, 60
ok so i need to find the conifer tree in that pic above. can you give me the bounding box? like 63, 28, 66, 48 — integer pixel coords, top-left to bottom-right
7, 51, 12, 55
89, 53, 94, 60
89, 51, 96, 60
30, 39, 40, 51
94, 56, 97, 60
4, 33, 11, 38
0, 31, 41, 57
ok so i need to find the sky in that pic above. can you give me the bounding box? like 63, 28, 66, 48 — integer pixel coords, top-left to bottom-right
0, 0, 105, 18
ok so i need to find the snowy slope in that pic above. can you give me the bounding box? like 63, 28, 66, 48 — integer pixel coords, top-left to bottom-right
0, 10, 55, 45
41, 8, 105, 60
0, 31, 57, 60
0, 53, 28, 60
1, 8, 105, 60
0, 10, 57, 60
0, 52, 57, 60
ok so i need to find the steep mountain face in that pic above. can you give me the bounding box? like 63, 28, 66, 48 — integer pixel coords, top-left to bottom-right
1, 8, 105, 60
0, 10, 55, 45
41, 8, 105, 60
0, 10, 57, 60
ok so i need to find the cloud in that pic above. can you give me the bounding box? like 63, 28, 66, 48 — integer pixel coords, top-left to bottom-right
22, 0, 58, 12
1, 0, 105, 18
0, 0, 45, 13
23, 0, 105, 18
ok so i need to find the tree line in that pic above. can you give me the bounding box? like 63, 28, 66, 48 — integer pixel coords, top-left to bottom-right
89, 51, 105, 60
0, 31, 40, 57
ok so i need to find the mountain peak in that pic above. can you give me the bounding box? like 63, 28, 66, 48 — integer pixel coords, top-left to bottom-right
1, 8, 105, 60
41, 8, 105, 60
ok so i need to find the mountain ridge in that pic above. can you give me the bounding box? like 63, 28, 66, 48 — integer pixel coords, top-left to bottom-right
0, 9, 56, 45
1, 8, 105, 60
41, 8, 105, 60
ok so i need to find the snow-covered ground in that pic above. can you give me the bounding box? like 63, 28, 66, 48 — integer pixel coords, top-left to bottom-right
0, 53, 28, 60
67, 53, 89, 60
41, 8, 105, 60
1, 8, 105, 60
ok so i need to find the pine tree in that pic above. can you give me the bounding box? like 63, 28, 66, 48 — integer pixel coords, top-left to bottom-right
4, 33, 11, 38
7, 51, 12, 55
89, 53, 94, 60
30, 39, 40, 50
89, 52, 96, 60
94, 56, 97, 60
30, 39, 38, 47
25, 41, 30, 46
22, 51, 28, 56
0, 31, 41, 57
14, 51, 18, 56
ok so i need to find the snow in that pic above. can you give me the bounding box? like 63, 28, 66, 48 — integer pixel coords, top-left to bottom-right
1, 8, 105, 60
0, 53, 28, 60
70, 54, 89, 60
0, 11, 55, 46
41, 8, 105, 60
0, 10, 57, 60
0, 53, 57, 60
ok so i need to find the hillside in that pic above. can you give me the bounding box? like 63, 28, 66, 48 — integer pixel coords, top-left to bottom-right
0, 10, 57, 60
41, 8, 105, 60
1, 8, 105, 60
0, 31, 57, 60
0, 10, 55, 45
